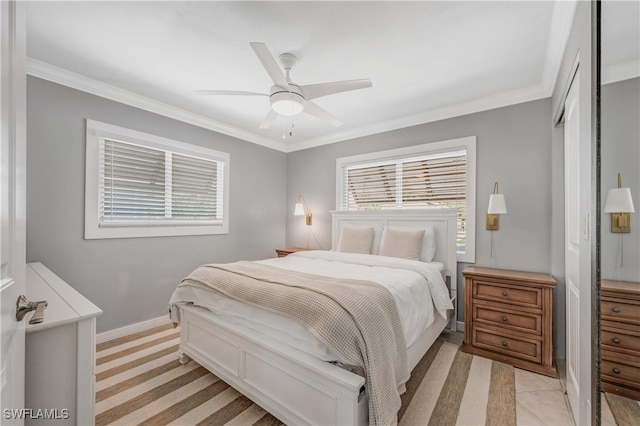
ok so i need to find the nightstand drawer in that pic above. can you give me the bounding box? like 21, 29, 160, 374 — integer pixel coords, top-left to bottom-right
602, 299, 640, 325
601, 327, 640, 354
601, 359, 640, 389
473, 304, 542, 335
472, 327, 541, 363
473, 281, 541, 309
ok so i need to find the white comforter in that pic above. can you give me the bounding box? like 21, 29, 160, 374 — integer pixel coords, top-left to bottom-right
169, 250, 453, 361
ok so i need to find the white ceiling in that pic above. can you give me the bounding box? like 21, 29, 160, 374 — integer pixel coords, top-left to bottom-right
23, 1, 636, 153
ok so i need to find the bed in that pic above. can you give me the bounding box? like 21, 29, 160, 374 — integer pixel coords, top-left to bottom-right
169, 209, 458, 425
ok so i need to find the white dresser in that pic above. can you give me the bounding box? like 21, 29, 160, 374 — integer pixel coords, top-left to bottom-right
25, 263, 102, 425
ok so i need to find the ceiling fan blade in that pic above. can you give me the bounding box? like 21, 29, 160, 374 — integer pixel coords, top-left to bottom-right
300, 79, 372, 100
249, 42, 289, 89
259, 109, 279, 129
195, 90, 267, 96
303, 101, 342, 127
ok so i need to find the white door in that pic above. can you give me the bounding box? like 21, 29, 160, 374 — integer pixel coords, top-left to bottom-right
0, 1, 27, 423
564, 67, 594, 425
564, 70, 581, 423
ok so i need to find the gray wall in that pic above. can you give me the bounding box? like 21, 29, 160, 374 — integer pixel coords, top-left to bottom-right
286, 98, 554, 323
601, 77, 640, 282
26, 76, 287, 333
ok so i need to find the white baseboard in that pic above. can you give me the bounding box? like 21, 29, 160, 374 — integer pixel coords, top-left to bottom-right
96, 315, 172, 344
457, 321, 464, 331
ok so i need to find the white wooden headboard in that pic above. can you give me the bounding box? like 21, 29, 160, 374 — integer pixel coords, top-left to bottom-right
331, 209, 458, 327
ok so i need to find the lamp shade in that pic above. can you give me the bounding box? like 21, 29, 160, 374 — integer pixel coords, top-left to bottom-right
604, 188, 635, 213
488, 194, 507, 214
294, 202, 305, 216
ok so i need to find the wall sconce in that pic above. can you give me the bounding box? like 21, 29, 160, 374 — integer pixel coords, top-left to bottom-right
486, 181, 507, 230
604, 173, 635, 233
294, 194, 312, 226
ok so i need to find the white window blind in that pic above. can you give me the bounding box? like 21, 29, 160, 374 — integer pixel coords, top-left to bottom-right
85, 119, 230, 239
342, 151, 466, 246
401, 153, 466, 205
100, 139, 223, 226
344, 163, 398, 208
171, 153, 223, 221
101, 140, 166, 222
336, 137, 476, 262
343, 151, 466, 209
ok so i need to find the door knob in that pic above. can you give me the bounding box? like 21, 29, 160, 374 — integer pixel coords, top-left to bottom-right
16, 295, 48, 323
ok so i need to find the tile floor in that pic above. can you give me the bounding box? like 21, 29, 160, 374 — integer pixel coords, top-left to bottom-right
515, 368, 574, 425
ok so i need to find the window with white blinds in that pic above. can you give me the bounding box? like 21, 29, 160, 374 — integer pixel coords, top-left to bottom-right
86, 120, 229, 239
342, 151, 466, 209
336, 137, 476, 262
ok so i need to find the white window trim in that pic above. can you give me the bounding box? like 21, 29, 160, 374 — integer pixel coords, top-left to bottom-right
85, 119, 230, 239
336, 136, 476, 263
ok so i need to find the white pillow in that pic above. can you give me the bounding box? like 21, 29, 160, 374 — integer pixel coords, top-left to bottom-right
337, 226, 375, 254
421, 226, 436, 262
378, 227, 425, 260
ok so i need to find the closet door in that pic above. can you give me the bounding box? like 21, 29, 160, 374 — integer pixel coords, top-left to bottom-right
0, 1, 27, 423
564, 70, 581, 423
564, 66, 594, 425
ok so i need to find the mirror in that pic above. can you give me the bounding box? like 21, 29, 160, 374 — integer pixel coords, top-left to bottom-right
600, 0, 640, 420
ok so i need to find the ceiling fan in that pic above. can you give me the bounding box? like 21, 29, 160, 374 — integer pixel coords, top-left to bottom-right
196, 42, 372, 129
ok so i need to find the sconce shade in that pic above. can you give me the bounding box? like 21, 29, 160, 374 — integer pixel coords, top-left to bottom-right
294, 195, 312, 226
486, 182, 506, 231
488, 194, 508, 214
605, 173, 634, 233
604, 188, 635, 213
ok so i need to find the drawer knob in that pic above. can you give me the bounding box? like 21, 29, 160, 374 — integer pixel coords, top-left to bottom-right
612, 338, 621, 344
501, 316, 508, 322
613, 368, 621, 375
501, 341, 508, 347
612, 307, 621, 313
501, 291, 508, 297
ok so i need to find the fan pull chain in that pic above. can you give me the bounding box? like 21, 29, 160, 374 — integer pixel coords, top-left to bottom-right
281, 116, 295, 139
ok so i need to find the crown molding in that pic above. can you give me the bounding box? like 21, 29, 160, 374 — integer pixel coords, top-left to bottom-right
26, 58, 289, 153
27, 57, 551, 154
285, 83, 548, 152
602, 59, 640, 85
28, 8, 579, 158
541, 0, 578, 95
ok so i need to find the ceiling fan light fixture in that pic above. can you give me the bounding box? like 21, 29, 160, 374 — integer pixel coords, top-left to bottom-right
197, 43, 371, 128
270, 91, 305, 116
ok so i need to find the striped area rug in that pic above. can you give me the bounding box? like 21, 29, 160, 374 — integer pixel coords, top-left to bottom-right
604, 392, 640, 426
94, 324, 516, 426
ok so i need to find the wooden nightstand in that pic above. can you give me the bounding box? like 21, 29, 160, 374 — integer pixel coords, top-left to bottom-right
462, 266, 557, 377
600, 279, 640, 400
275, 247, 311, 257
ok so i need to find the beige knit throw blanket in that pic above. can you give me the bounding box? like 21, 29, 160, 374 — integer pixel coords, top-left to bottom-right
179, 261, 409, 426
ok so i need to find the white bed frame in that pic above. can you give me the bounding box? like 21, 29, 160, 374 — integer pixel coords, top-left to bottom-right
176, 209, 458, 425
